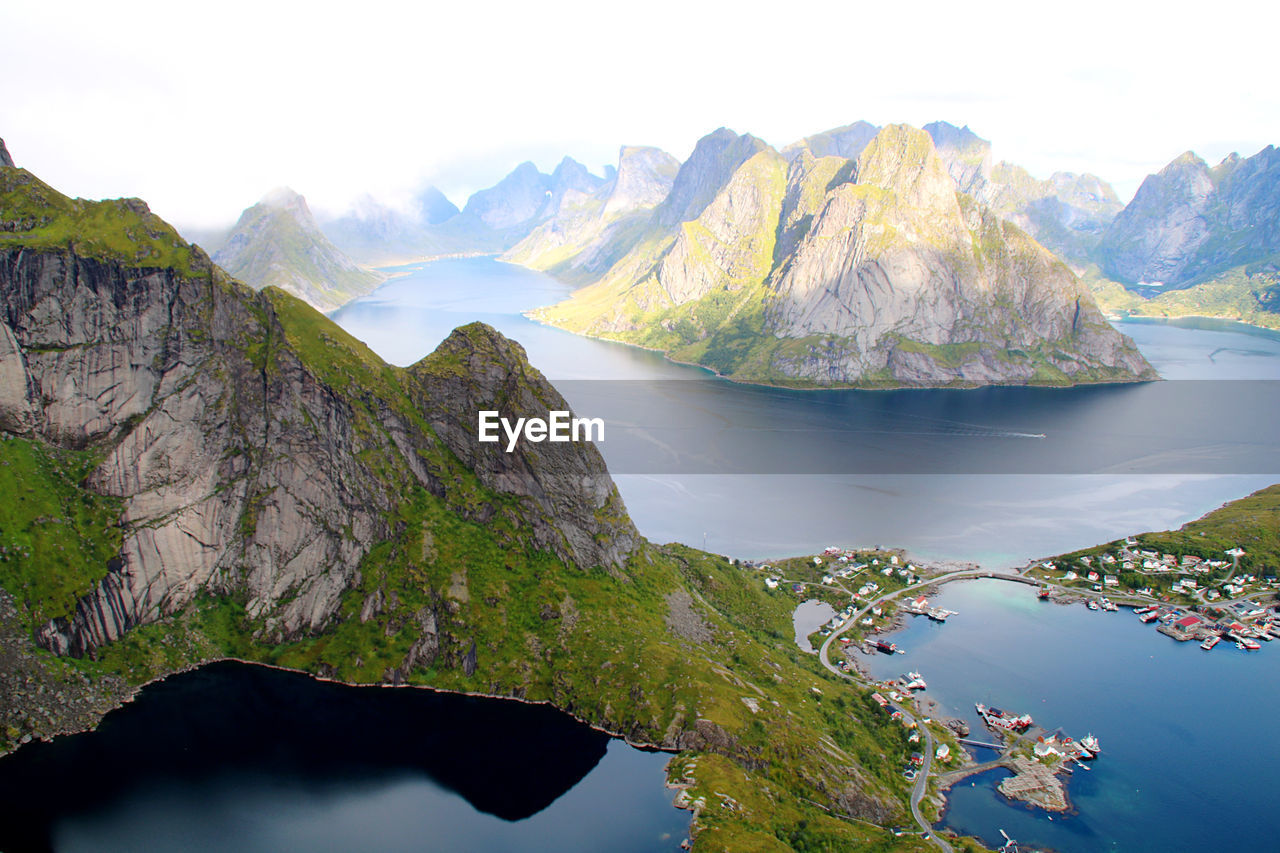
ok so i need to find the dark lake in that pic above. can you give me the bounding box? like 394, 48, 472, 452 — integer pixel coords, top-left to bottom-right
0, 662, 687, 852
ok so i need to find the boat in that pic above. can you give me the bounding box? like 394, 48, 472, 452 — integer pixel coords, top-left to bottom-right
1087, 600, 1100, 610
901, 671, 927, 690
927, 607, 957, 622
1139, 610, 1159, 623
1038, 588, 1051, 600
1201, 635, 1221, 650
1240, 637, 1261, 651
874, 640, 897, 654
1079, 734, 1101, 755
1135, 605, 1158, 615
976, 702, 1033, 732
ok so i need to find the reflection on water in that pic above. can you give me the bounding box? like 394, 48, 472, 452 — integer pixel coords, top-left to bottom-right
0, 662, 687, 853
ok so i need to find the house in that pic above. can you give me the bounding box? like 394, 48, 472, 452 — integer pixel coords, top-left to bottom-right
1062, 571, 1078, 581
1087, 571, 1100, 582
935, 743, 951, 761
871, 692, 888, 707
909, 752, 924, 766
1104, 575, 1119, 587
791, 583, 804, 594
765, 578, 779, 590
1102, 554, 1117, 564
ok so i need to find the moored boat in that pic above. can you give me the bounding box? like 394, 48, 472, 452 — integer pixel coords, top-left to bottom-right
1201, 635, 1220, 650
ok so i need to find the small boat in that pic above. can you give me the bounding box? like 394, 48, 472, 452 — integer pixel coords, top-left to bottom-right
1087, 600, 1100, 611
1201, 636, 1220, 650
1139, 610, 1159, 623
1240, 637, 1261, 651
1038, 588, 1051, 600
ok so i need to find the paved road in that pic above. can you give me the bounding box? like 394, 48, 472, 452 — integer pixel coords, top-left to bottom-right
810, 570, 1027, 851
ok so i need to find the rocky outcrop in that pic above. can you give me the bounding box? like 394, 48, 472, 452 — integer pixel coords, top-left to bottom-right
0, 139, 13, 169
409, 323, 639, 574
1095, 146, 1280, 287
213, 187, 385, 312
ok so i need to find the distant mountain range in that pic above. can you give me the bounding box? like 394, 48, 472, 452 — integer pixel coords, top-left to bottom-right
211, 188, 386, 313
1089, 145, 1280, 327
525, 123, 1153, 387
176, 120, 1277, 349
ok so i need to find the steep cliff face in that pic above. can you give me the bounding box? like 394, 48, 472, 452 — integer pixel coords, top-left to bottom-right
0, 169, 637, 660
0, 140, 13, 169
1096, 146, 1280, 287
536, 124, 1152, 386
212, 187, 385, 312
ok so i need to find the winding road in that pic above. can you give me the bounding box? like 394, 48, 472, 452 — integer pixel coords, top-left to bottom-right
809, 569, 1035, 850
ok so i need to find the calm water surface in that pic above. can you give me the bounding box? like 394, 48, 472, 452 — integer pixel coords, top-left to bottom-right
0, 662, 687, 853
333, 258, 1280, 567
862, 580, 1279, 852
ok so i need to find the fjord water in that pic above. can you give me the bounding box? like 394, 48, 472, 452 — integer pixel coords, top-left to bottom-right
334, 258, 1280, 567
0, 662, 687, 853
861, 580, 1280, 852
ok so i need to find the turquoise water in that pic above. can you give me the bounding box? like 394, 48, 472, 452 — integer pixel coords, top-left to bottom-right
862, 580, 1278, 851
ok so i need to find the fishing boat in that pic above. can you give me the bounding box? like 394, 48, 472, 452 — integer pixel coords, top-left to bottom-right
1201, 635, 1220, 650
1087, 600, 1100, 611
1079, 733, 1101, 755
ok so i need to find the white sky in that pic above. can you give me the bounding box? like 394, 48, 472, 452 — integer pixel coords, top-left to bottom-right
2, 0, 1276, 229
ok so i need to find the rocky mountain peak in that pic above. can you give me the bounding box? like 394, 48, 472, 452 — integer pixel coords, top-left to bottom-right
411, 322, 639, 573
653, 128, 770, 227
853, 124, 958, 215
258, 186, 310, 215
0, 138, 13, 169
414, 185, 460, 225
602, 145, 679, 216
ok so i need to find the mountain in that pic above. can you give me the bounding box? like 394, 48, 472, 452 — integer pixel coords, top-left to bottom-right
916, 122, 1124, 264
0, 163, 927, 848
533, 124, 1154, 387
782, 120, 879, 162
326, 159, 607, 264
414, 185, 460, 225
212, 187, 385, 312
923, 121, 993, 195
1095, 146, 1280, 288
0, 139, 13, 169
503, 145, 680, 281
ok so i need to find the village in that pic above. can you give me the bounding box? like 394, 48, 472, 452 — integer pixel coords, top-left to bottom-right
1025, 537, 1280, 650
744, 534, 1280, 839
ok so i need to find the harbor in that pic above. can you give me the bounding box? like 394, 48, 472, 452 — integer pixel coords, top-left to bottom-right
856, 576, 1280, 852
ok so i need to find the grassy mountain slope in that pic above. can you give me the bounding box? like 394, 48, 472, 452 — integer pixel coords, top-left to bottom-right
0, 164, 938, 850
